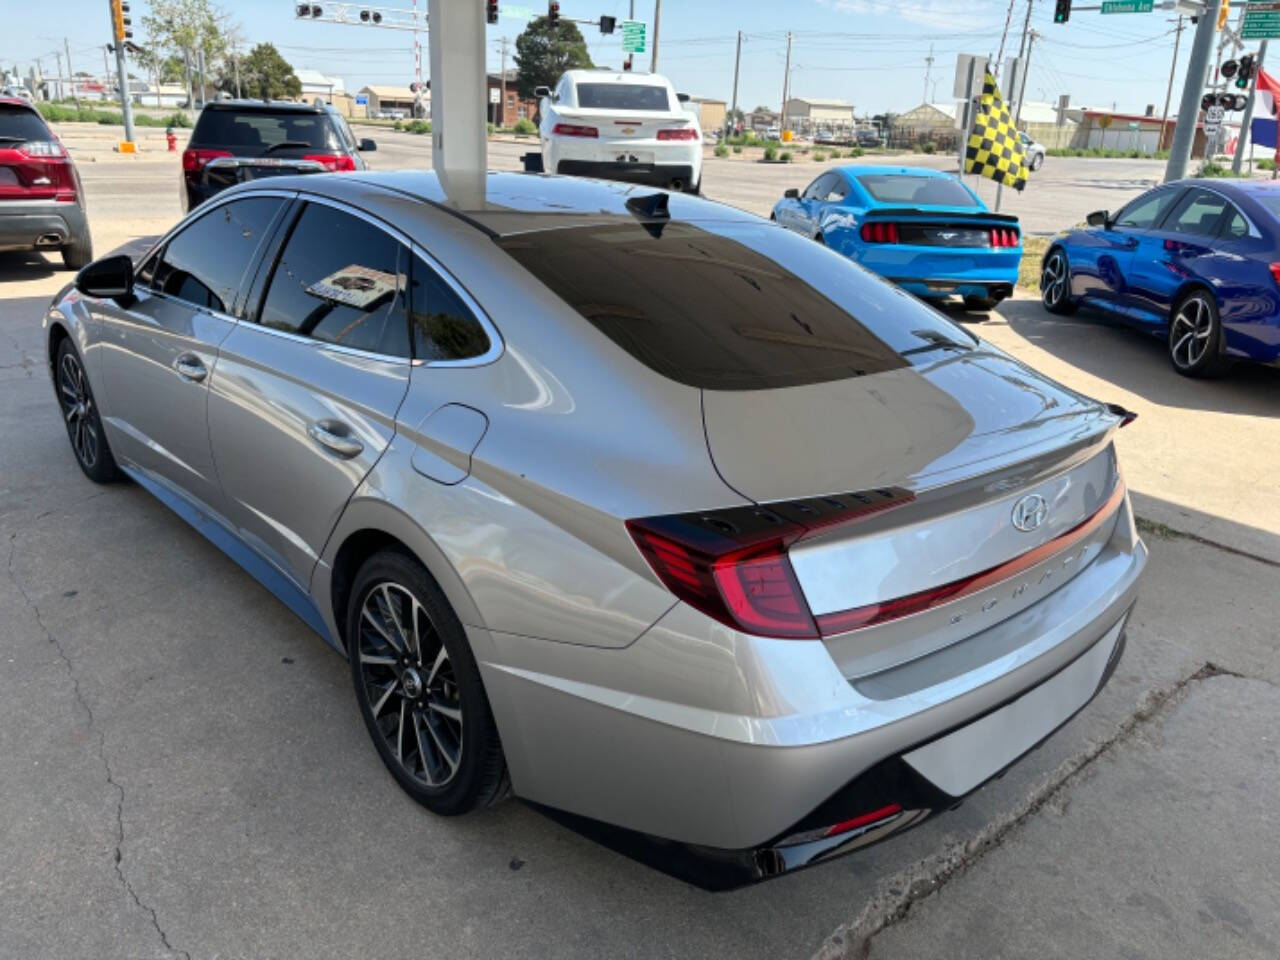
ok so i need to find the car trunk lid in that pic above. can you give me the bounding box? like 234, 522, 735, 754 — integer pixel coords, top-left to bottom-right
0, 104, 75, 201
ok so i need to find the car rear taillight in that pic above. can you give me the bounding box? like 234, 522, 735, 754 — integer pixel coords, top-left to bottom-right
1269, 262, 1280, 287
656, 128, 699, 141
860, 221, 899, 243
18, 140, 65, 157
303, 152, 357, 172
182, 148, 232, 172
627, 488, 914, 639
8, 140, 77, 201
552, 123, 599, 138
991, 227, 1020, 247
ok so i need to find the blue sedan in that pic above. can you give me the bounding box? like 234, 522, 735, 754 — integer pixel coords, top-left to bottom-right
770, 165, 1023, 310
1041, 178, 1280, 377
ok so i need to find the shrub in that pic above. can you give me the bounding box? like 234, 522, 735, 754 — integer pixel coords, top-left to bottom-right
1195, 161, 1238, 178
779, 150, 793, 163
922, 140, 937, 154
1259, 158, 1276, 171
714, 143, 729, 157
407, 119, 431, 134
487, 122, 495, 136
763, 144, 777, 161
850, 147, 864, 158
393, 119, 403, 131
513, 117, 537, 135
812, 150, 825, 161
732, 144, 742, 154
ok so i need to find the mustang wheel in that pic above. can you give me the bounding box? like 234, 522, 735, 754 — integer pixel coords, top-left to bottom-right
54, 339, 118, 483
1168, 289, 1230, 378
1040, 248, 1077, 315
348, 550, 508, 815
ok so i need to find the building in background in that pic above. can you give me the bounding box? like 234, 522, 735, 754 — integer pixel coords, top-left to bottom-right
683, 94, 726, 133
783, 97, 854, 135
898, 100, 1080, 151
358, 84, 421, 118
485, 71, 536, 126
296, 69, 345, 101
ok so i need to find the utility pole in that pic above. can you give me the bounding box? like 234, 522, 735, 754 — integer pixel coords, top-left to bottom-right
198, 48, 207, 108
625, 0, 634, 71
102, 46, 111, 91
233, 52, 241, 99
780, 30, 792, 134
650, 0, 662, 73
63, 38, 81, 108
924, 42, 935, 104
1233, 39, 1268, 174
1161, 16, 1185, 154
499, 36, 508, 126
54, 51, 64, 102
729, 30, 742, 136
1166, 0, 1221, 181
1015, 0, 1034, 80
1016, 30, 1038, 123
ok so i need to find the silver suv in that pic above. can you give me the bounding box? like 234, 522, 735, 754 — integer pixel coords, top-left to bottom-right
45, 171, 1144, 887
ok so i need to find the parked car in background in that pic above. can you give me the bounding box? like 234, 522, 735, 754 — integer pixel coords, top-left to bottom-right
1041, 179, 1280, 376
856, 128, 882, 148
536, 69, 702, 193
772, 164, 1022, 310
765, 125, 781, 140
180, 99, 376, 212
814, 129, 837, 146
0, 96, 91, 268
1020, 131, 1045, 171
46, 170, 1143, 888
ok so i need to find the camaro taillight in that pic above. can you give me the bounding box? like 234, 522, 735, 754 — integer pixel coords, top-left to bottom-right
182, 148, 232, 172
991, 227, 1020, 247
656, 128, 699, 140
303, 152, 357, 172
552, 123, 599, 138
860, 221, 899, 243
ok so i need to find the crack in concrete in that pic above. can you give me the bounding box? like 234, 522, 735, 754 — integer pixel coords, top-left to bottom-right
813, 662, 1243, 960
6, 531, 190, 960
1134, 514, 1280, 570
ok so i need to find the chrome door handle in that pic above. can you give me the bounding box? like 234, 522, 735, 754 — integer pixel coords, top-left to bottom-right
173, 354, 208, 382
308, 421, 364, 459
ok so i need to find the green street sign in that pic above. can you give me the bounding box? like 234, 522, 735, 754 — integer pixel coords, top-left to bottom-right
1127, 121, 1140, 129
1101, 0, 1153, 11
621, 19, 647, 54
1243, 1, 1280, 39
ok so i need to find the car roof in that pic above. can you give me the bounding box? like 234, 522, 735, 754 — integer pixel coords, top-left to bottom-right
201, 99, 327, 114
562, 69, 672, 87
836, 165, 956, 179
223, 169, 756, 238
0, 96, 37, 111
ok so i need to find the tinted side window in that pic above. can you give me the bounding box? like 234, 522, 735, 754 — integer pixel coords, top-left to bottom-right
1115, 189, 1179, 229
409, 254, 491, 362
1165, 189, 1228, 236
1222, 206, 1249, 239
258, 203, 410, 358
803, 174, 836, 200
154, 197, 285, 314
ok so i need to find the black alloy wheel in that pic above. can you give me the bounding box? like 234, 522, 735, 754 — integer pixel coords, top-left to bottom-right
54, 339, 118, 483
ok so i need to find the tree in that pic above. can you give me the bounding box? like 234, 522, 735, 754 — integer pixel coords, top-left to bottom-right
513, 16, 593, 101
230, 43, 300, 101
141, 0, 230, 112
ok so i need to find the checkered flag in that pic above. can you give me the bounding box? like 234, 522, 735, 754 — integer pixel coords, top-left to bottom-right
964, 71, 1029, 192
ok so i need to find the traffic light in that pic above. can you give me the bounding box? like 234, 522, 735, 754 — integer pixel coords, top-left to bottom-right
110, 0, 132, 44
600, 15, 616, 34
296, 4, 323, 16
486, 0, 499, 23
1053, 0, 1071, 24
548, 2, 560, 25
1236, 53, 1255, 89
358, 9, 382, 22
1218, 0, 1231, 31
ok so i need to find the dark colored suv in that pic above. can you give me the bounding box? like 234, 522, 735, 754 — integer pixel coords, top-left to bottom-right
0, 97, 92, 269
181, 100, 376, 212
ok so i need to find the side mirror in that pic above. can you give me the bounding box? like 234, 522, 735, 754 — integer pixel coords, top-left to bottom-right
358, 138, 377, 151
1086, 209, 1110, 228
534, 85, 552, 100
75, 254, 134, 300
676, 92, 690, 103
784, 188, 800, 199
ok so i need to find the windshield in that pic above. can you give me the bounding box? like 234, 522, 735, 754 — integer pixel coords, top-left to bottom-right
495, 220, 975, 391
575, 83, 670, 111
857, 175, 980, 208
192, 110, 337, 152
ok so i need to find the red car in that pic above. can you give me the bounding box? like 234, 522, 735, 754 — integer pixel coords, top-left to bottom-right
0, 97, 92, 268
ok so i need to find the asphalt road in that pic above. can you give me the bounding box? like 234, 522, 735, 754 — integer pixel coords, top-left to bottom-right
1, 124, 1278, 960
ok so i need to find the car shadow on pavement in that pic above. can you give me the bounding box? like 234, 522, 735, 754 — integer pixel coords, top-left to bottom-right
0, 250, 59, 283
992, 297, 1280, 417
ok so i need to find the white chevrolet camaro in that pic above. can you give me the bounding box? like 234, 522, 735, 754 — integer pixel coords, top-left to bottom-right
536, 69, 703, 193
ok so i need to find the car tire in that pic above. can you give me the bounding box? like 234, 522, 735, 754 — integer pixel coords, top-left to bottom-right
963, 295, 998, 312
1041, 247, 1078, 315
54, 338, 119, 483
61, 232, 93, 271
347, 549, 509, 816
1029, 152, 1044, 172
1168, 289, 1231, 378
814, 233, 826, 245
684, 177, 701, 195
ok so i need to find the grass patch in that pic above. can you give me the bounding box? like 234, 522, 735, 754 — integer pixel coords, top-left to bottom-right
732, 144, 742, 154
714, 143, 729, 158
812, 150, 826, 161
1018, 235, 1050, 290
779, 150, 793, 163
1259, 158, 1276, 171
1196, 161, 1240, 178
1135, 516, 1185, 541
1047, 147, 1170, 159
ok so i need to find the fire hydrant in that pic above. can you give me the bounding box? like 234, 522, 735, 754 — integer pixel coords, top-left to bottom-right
165, 126, 177, 152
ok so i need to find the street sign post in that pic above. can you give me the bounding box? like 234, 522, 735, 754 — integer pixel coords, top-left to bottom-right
620, 19, 646, 54
355, 94, 368, 105
1243, 1, 1280, 39
1101, 1, 1154, 12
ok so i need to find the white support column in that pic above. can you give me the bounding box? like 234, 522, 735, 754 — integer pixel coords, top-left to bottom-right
428, 0, 487, 208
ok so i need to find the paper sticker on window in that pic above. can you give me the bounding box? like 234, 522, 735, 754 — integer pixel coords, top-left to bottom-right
306, 264, 398, 309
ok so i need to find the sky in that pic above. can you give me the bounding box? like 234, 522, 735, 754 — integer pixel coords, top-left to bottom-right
3, 0, 1209, 116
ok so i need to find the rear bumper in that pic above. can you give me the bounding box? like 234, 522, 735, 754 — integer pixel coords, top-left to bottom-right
480, 493, 1148, 880
555, 159, 696, 187
853, 245, 1020, 299
892, 278, 1016, 301
0, 200, 87, 251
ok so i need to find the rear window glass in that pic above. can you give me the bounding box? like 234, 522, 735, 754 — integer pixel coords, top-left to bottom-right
576, 83, 670, 111
0, 105, 51, 142
496, 221, 976, 391
192, 109, 336, 152
857, 175, 979, 207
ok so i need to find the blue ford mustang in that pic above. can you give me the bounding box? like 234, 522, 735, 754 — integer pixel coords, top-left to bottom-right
770, 165, 1022, 310
1041, 178, 1280, 377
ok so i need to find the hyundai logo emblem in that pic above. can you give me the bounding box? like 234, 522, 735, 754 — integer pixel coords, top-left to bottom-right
1011, 493, 1049, 532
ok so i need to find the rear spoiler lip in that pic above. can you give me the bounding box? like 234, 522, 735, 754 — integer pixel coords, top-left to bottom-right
863, 207, 1020, 224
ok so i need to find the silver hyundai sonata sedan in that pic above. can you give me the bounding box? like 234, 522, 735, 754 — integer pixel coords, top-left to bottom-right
43, 170, 1146, 888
